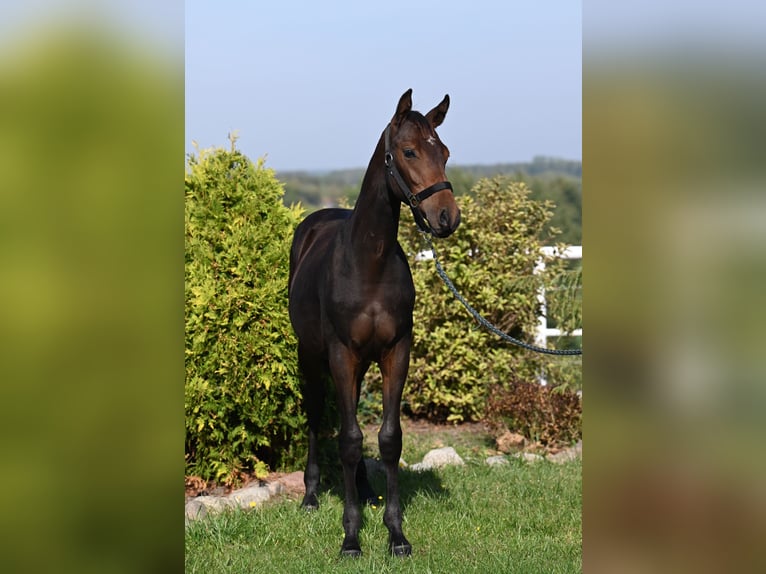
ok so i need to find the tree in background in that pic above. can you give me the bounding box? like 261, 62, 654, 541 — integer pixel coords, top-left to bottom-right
185, 141, 306, 483
279, 161, 582, 247
519, 174, 582, 246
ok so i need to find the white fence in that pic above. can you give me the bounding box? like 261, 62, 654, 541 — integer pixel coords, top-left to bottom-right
535, 246, 582, 350
536, 246, 582, 385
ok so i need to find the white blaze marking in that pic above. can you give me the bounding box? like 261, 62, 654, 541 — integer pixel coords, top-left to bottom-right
426, 135, 436, 146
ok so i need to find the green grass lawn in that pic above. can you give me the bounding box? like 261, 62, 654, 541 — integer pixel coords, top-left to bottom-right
185, 458, 581, 573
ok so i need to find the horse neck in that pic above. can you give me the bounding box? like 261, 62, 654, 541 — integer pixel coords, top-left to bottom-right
347, 136, 402, 259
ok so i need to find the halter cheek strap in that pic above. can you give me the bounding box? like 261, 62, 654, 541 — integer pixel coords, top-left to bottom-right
384, 124, 453, 234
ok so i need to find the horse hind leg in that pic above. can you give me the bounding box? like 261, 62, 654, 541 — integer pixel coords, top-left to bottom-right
298, 345, 326, 511
355, 457, 377, 507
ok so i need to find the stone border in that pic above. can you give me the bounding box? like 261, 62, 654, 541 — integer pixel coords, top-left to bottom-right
185, 442, 581, 523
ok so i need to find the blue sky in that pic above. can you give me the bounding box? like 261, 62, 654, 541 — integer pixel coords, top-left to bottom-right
0, 1, 580, 172
186, 1, 582, 171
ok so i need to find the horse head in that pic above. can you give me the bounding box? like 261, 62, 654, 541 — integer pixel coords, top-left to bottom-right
384, 89, 461, 238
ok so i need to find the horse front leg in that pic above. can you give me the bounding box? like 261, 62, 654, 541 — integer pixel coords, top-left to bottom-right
378, 336, 412, 557
354, 361, 378, 507
329, 343, 365, 557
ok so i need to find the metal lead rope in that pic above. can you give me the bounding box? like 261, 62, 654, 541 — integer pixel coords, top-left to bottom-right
424, 234, 583, 356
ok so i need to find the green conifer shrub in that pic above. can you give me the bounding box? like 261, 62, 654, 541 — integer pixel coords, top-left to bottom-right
185, 142, 305, 483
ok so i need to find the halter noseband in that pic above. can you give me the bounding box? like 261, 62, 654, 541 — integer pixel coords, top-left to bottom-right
384, 124, 453, 234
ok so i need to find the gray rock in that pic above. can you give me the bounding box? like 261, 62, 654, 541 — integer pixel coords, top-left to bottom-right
486, 455, 510, 466
548, 450, 575, 463
185, 495, 236, 524
228, 484, 273, 508
409, 447, 464, 471
276, 471, 305, 494
513, 452, 545, 463
548, 441, 582, 464
266, 481, 284, 496
194, 495, 235, 511
185, 499, 209, 521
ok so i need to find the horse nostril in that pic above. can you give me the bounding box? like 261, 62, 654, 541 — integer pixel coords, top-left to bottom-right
439, 208, 449, 228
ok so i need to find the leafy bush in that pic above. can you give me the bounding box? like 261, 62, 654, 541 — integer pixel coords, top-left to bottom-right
362, 176, 580, 423
485, 381, 582, 446
185, 141, 305, 483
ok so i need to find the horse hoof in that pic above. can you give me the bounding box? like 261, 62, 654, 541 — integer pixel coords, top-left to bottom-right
340, 542, 362, 558
340, 545, 362, 558
300, 494, 319, 511
390, 543, 412, 557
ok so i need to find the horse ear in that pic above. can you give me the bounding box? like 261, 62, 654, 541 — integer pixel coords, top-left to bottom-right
426, 94, 450, 128
392, 89, 413, 126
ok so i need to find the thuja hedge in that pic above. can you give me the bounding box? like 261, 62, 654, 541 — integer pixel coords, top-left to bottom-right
185, 143, 306, 483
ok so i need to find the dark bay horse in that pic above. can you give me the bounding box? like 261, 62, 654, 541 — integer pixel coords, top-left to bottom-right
288, 89, 461, 557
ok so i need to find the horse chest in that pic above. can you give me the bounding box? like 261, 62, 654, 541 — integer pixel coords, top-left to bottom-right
325, 253, 414, 353
325, 273, 412, 351
346, 305, 398, 352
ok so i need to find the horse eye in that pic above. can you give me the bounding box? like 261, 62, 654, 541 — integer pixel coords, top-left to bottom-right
403, 149, 416, 159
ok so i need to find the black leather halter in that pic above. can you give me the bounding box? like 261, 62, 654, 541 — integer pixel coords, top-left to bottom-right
384, 124, 453, 234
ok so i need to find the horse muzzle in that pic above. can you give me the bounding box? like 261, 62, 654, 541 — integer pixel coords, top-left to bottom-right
420, 193, 461, 238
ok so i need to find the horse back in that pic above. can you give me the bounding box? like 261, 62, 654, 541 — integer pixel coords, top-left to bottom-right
289, 208, 351, 295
